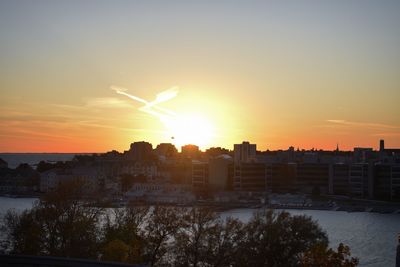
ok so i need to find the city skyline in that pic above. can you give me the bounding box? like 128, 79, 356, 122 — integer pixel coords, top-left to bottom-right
1, 0, 400, 152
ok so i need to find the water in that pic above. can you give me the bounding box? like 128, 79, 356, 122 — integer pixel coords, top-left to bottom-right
0, 198, 399, 267
221, 208, 400, 267
0, 197, 38, 214
0, 153, 91, 169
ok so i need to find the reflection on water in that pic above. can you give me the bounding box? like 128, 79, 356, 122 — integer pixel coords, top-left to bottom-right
1, 198, 399, 267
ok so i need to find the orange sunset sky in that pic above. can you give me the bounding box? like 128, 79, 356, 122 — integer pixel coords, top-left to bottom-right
1, 1, 400, 152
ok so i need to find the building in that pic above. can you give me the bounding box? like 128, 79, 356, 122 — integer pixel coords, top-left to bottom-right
374, 163, 400, 200
40, 167, 105, 193
128, 141, 153, 162
119, 162, 158, 180
296, 163, 329, 194
265, 163, 297, 193
125, 182, 195, 204
233, 142, 265, 191
331, 163, 349, 195
192, 161, 208, 191
208, 155, 232, 190
392, 165, 400, 200
0, 164, 39, 194
205, 147, 231, 158
374, 163, 392, 200
234, 163, 266, 192
0, 158, 8, 169
181, 144, 200, 159
155, 143, 178, 158
378, 140, 400, 163
234, 141, 256, 164
380, 139, 385, 152
353, 148, 375, 163
348, 163, 370, 198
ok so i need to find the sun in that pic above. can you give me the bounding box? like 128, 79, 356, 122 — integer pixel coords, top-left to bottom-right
162, 112, 215, 149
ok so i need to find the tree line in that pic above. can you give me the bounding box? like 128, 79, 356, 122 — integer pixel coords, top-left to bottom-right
0, 179, 358, 266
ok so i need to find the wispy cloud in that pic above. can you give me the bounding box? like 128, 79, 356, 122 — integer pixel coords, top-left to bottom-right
371, 132, 400, 137
326, 119, 400, 130
85, 97, 133, 109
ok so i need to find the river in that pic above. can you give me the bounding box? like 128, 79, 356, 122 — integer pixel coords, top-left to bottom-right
0, 197, 399, 266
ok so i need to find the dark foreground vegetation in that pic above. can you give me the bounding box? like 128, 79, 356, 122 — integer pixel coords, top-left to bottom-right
0, 180, 358, 267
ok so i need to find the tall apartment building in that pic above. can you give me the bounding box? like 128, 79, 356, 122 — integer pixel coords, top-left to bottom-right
296, 163, 330, 194
265, 163, 297, 193
374, 163, 400, 200
234, 141, 256, 164
331, 163, 349, 195
234, 162, 266, 191
233, 142, 266, 191
348, 164, 370, 198
392, 165, 400, 200
208, 155, 232, 190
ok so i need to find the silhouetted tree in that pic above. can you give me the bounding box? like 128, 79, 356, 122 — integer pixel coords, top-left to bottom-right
172, 207, 219, 267
143, 206, 184, 266
203, 217, 244, 267
1, 209, 42, 255
102, 239, 130, 263
234, 210, 328, 267
1, 179, 103, 259
101, 206, 149, 264
1, 195, 358, 267
300, 242, 359, 267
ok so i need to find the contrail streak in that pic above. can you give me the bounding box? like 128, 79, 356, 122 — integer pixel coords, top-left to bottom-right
111, 85, 178, 119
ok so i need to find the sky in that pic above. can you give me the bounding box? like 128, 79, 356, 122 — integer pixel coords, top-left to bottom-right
0, 0, 400, 152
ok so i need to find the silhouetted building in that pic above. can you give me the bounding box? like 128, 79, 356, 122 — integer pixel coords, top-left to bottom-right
155, 143, 178, 158
380, 139, 385, 152
0, 158, 8, 169
208, 155, 232, 190
348, 163, 371, 198
181, 144, 200, 159
234, 141, 256, 164
192, 161, 208, 191
128, 141, 153, 162
331, 164, 349, 195
296, 163, 329, 194
378, 139, 400, 163
234, 163, 266, 191
353, 148, 375, 163
40, 167, 105, 193
159, 160, 192, 184
205, 147, 230, 158
266, 163, 297, 193
393, 165, 400, 200
374, 163, 392, 200
373, 163, 400, 200
331, 163, 371, 198
0, 164, 39, 194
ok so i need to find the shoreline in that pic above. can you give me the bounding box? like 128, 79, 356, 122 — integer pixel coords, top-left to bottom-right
1, 195, 400, 215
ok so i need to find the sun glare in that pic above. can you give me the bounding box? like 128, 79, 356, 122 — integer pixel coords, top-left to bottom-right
163, 113, 215, 149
